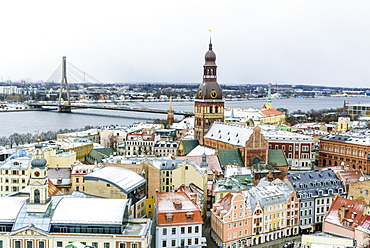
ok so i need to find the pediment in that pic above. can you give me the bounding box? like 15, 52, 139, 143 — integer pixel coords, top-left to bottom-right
11, 226, 48, 237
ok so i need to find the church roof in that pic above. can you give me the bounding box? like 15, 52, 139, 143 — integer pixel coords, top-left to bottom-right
268, 149, 289, 167
204, 122, 254, 147
217, 149, 244, 167
180, 139, 199, 155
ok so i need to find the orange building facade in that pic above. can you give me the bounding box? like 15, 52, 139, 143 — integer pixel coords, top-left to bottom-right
318, 134, 370, 174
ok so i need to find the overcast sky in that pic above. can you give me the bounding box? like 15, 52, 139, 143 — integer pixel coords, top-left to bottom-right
1, 0, 370, 87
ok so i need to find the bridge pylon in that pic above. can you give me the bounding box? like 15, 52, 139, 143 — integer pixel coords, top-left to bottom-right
58, 56, 71, 113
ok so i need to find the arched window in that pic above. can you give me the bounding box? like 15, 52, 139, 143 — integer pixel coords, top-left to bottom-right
253, 158, 260, 164
34, 189, 40, 203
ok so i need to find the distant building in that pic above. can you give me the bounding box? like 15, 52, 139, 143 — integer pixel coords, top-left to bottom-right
346, 102, 370, 119
153, 140, 178, 157
0, 86, 20, 95
336, 101, 351, 133
120, 132, 155, 156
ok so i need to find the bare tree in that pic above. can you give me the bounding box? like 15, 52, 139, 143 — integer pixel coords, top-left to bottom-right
0, 136, 9, 147
104, 134, 120, 151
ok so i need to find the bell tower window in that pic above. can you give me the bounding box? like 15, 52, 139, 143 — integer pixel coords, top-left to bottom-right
34, 189, 40, 203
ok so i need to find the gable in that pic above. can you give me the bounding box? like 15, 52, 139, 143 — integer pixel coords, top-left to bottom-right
11, 227, 48, 237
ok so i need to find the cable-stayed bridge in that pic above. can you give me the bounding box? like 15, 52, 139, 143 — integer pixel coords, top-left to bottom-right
28, 102, 193, 116
30, 57, 194, 116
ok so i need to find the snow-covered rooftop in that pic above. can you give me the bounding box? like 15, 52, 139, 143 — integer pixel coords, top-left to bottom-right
51, 198, 128, 225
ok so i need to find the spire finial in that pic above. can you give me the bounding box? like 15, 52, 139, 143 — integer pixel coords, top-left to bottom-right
208, 29, 212, 45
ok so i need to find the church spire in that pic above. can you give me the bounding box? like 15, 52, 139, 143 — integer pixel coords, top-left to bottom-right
167, 96, 174, 124
265, 83, 272, 110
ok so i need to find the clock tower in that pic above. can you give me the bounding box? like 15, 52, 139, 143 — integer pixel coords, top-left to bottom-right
27, 143, 51, 213
194, 39, 224, 145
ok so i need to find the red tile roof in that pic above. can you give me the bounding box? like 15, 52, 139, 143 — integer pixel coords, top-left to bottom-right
156, 191, 203, 226
325, 196, 365, 231
48, 179, 62, 196
337, 170, 365, 187
260, 108, 285, 117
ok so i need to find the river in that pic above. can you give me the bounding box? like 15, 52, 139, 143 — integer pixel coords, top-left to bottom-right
1, 96, 370, 137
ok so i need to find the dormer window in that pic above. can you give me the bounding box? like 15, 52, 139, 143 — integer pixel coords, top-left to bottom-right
173, 200, 182, 209
166, 214, 173, 222
186, 213, 194, 221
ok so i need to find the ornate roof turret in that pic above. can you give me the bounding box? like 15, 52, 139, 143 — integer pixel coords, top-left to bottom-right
196, 39, 223, 100
31, 143, 47, 168
200, 152, 208, 168
204, 41, 216, 66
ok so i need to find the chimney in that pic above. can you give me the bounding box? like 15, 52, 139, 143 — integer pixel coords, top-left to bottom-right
340, 205, 347, 221
189, 193, 197, 205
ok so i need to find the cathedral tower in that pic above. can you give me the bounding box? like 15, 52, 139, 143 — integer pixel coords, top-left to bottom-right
194, 39, 224, 145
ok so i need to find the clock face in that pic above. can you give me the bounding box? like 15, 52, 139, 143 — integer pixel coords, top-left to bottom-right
34, 171, 40, 177
198, 91, 202, 98
210, 91, 218, 98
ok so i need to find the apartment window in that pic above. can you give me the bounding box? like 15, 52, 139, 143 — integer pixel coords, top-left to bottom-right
26, 241, 32, 248
131, 244, 138, 248
163, 228, 167, 235
302, 146, 309, 151
181, 239, 185, 247
92, 242, 99, 248
15, 241, 21, 248
195, 226, 199, 233
181, 227, 185, 234
195, 238, 199, 245
289, 146, 292, 151
104, 243, 110, 248
38, 242, 44, 248
187, 239, 192, 246
188, 226, 192, 233
162, 241, 167, 247
172, 228, 176, 235
171, 240, 176, 247
76, 178, 79, 183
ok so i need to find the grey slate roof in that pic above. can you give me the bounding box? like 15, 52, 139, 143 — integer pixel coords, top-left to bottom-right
287, 168, 345, 198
